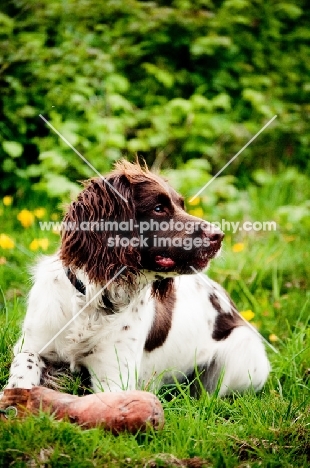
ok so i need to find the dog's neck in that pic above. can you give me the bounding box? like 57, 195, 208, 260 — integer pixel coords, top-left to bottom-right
66, 267, 175, 314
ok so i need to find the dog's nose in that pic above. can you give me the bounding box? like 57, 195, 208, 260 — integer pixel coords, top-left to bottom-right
202, 225, 224, 246
207, 231, 224, 248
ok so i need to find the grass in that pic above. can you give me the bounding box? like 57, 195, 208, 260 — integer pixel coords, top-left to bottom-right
0, 171, 310, 467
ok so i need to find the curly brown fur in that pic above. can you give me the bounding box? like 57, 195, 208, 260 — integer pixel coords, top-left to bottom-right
60, 172, 140, 285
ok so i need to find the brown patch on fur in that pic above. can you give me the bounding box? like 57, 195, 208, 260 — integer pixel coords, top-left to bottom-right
209, 293, 223, 315
145, 282, 176, 352
151, 278, 174, 299
210, 293, 243, 341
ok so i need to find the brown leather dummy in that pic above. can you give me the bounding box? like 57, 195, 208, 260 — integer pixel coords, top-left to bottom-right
0, 387, 164, 433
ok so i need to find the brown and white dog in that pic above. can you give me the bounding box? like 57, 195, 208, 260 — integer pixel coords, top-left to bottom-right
4, 161, 270, 396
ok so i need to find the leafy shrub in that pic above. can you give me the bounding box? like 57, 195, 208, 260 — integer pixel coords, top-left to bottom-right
0, 0, 309, 198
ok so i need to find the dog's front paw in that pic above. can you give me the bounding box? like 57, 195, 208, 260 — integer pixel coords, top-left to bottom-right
7, 352, 45, 390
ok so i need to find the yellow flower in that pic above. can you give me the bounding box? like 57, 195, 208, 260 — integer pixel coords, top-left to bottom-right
0, 234, 15, 249
51, 213, 59, 221
232, 242, 245, 253
29, 239, 40, 251
39, 238, 49, 250
188, 207, 204, 218
0, 256, 7, 265
240, 309, 255, 321
3, 196, 13, 206
17, 209, 34, 228
188, 196, 201, 206
269, 333, 279, 342
33, 208, 46, 219
29, 238, 49, 251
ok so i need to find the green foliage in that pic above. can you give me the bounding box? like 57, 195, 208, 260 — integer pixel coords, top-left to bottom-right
0, 0, 309, 198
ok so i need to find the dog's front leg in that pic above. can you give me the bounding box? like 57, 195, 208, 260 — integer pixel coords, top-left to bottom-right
78, 306, 151, 393
6, 351, 45, 390
81, 335, 145, 392
71, 294, 154, 393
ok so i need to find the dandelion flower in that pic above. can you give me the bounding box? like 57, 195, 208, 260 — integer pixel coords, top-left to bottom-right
33, 208, 46, 219
188, 196, 201, 207
17, 209, 34, 228
240, 309, 255, 321
269, 333, 279, 342
232, 242, 245, 253
0, 234, 15, 249
3, 196, 13, 206
29, 239, 40, 251
39, 238, 49, 250
29, 238, 49, 251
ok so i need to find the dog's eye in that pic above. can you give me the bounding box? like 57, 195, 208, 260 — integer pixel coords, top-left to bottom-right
154, 204, 164, 213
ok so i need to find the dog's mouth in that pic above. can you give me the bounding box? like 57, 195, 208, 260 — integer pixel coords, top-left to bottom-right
154, 249, 214, 272
155, 255, 176, 268
143, 232, 224, 274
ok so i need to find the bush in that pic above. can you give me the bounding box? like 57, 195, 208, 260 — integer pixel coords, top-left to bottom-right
0, 0, 309, 198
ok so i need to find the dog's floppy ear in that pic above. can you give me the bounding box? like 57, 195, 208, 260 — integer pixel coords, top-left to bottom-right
60, 174, 140, 284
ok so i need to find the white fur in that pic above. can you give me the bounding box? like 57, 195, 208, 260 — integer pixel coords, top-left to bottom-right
4, 254, 270, 396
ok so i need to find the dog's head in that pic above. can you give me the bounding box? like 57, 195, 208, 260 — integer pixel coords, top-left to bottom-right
60, 160, 223, 291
